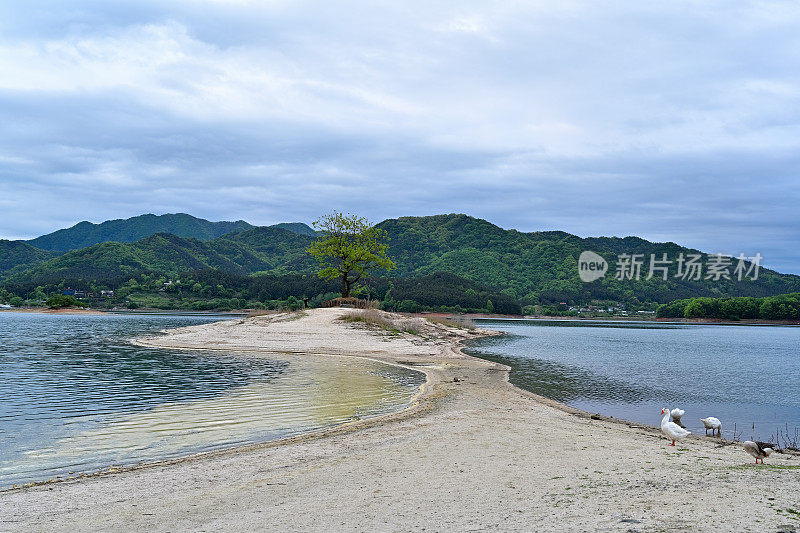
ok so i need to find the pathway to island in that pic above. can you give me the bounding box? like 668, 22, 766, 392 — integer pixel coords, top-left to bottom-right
3, 308, 798, 532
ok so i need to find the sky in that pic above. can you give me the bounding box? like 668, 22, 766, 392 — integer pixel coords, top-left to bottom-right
1, 1, 799, 273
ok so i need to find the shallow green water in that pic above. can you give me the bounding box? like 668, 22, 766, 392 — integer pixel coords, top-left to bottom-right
0, 312, 424, 487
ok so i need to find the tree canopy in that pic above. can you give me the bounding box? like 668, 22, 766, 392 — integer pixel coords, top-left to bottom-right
307, 213, 395, 297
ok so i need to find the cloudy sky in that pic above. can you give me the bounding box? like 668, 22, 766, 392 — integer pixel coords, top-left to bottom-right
1, 1, 799, 272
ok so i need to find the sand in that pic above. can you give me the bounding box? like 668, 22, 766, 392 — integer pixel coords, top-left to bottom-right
2, 308, 798, 532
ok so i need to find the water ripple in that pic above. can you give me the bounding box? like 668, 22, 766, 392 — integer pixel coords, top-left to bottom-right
0, 313, 424, 487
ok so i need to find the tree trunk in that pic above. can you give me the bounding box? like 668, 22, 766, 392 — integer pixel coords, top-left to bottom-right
341, 276, 350, 298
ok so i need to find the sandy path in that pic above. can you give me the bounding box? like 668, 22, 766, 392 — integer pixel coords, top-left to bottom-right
3, 308, 798, 532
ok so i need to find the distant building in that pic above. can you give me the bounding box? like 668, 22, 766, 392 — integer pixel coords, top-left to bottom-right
101, 290, 114, 297
62, 289, 76, 296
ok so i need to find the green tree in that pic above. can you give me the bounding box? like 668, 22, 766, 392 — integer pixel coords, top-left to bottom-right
307, 212, 395, 298
45, 295, 87, 309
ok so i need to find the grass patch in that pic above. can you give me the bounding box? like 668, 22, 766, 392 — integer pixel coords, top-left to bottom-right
340, 309, 424, 335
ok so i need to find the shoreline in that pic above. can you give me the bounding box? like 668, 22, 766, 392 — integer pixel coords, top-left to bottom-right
0, 307, 247, 317
4, 317, 659, 493
5, 306, 799, 327
3, 309, 495, 491
0, 307, 108, 315
4, 308, 799, 531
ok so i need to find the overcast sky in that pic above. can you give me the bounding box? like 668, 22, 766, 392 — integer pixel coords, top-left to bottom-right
2, 1, 799, 273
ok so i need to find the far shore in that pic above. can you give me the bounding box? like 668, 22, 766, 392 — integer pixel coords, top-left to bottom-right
4, 305, 800, 327
0, 307, 246, 316
429, 310, 800, 326
0, 307, 108, 316
3, 307, 798, 532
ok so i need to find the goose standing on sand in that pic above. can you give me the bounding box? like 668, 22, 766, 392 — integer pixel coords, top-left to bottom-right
743, 441, 775, 464
700, 417, 722, 437
660, 407, 691, 446
670, 408, 686, 428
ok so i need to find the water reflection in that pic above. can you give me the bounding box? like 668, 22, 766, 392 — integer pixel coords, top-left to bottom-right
466, 319, 800, 442
476, 351, 651, 404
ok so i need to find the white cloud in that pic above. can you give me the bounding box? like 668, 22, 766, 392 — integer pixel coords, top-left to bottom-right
0, 1, 799, 272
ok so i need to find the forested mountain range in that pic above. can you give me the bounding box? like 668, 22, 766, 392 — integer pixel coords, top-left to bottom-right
2, 213, 799, 308
0, 240, 58, 274
25, 213, 315, 251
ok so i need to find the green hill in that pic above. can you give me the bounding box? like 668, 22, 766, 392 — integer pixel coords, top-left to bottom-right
11, 233, 269, 283
376, 214, 800, 305
271, 222, 316, 237
216, 226, 316, 274
0, 240, 57, 274
27, 213, 317, 252
28, 213, 254, 251
4, 213, 800, 308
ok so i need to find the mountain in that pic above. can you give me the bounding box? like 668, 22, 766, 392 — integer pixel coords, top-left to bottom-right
12, 233, 270, 283
216, 226, 316, 274
378, 214, 800, 304
28, 213, 255, 251
271, 222, 316, 237
4, 213, 800, 307
0, 240, 57, 274
7, 227, 317, 283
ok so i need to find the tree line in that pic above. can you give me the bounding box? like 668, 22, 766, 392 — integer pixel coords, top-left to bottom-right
655, 293, 800, 320
0, 270, 520, 314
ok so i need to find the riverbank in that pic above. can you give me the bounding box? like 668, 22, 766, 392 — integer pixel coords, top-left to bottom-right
3, 308, 799, 532
0, 307, 107, 315
514, 314, 800, 326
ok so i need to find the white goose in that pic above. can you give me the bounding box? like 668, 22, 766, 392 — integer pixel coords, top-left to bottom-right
742, 441, 775, 464
700, 417, 722, 437
670, 408, 686, 428
660, 407, 691, 446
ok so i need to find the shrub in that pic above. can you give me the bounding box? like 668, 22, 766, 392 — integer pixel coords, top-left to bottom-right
45, 295, 87, 309
397, 299, 419, 313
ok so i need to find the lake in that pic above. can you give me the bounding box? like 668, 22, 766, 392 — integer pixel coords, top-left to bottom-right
0, 312, 424, 488
466, 319, 800, 444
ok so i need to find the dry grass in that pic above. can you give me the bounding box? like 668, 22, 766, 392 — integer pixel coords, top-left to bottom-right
771, 424, 800, 452
246, 309, 277, 318
426, 315, 476, 330
339, 309, 424, 335
322, 297, 375, 309
272, 311, 308, 322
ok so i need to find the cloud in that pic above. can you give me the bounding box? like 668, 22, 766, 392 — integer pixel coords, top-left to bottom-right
0, 1, 799, 273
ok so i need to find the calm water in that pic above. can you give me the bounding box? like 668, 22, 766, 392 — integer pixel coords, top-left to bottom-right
466, 319, 800, 443
0, 312, 423, 487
